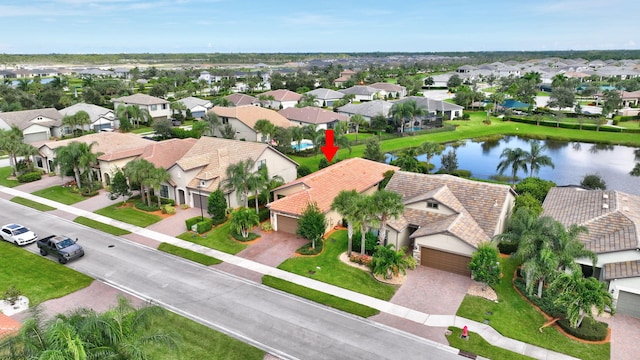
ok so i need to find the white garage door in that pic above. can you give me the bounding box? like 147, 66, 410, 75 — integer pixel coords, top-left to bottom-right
24, 132, 49, 143
616, 291, 640, 318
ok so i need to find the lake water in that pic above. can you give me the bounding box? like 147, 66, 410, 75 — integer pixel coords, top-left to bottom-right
387, 136, 640, 196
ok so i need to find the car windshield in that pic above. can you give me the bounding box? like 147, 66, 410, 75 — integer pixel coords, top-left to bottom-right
56, 238, 74, 249
13, 227, 28, 235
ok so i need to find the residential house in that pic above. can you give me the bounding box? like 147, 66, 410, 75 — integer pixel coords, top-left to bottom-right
336, 100, 393, 123
112, 93, 171, 120
278, 106, 349, 131
268, 158, 398, 235
258, 89, 302, 109
58, 103, 118, 133
542, 187, 640, 318
395, 96, 464, 121
0, 108, 63, 143
339, 85, 382, 102
171, 137, 298, 209
304, 88, 345, 107
209, 105, 295, 142
369, 82, 407, 99
0, 313, 21, 339
334, 69, 357, 87
224, 93, 259, 107
385, 171, 515, 276
176, 96, 212, 119
37, 132, 155, 177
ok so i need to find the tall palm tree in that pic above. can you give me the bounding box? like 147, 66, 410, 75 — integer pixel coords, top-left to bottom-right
349, 114, 367, 143
77, 142, 102, 190
124, 158, 156, 205
54, 141, 88, 189
62, 114, 80, 135
419, 142, 444, 174
390, 100, 426, 134
222, 159, 255, 208
550, 222, 595, 273
247, 169, 266, 213
524, 140, 555, 177
331, 190, 361, 257
74, 110, 91, 135
147, 167, 171, 208
289, 126, 304, 151
0, 126, 26, 177
370, 190, 405, 246
352, 195, 377, 255
254, 119, 276, 143
202, 112, 221, 137
550, 271, 614, 328
496, 147, 528, 184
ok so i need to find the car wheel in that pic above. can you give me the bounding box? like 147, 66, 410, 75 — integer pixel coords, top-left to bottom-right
58, 257, 68, 264
40, 248, 47, 256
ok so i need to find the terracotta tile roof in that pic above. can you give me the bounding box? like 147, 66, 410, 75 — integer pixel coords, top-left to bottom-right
112, 93, 169, 105
138, 138, 197, 169
385, 171, 515, 238
542, 187, 640, 254
278, 107, 349, 125
603, 260, 640, 280
268, 158, 398, 216
0, 313, 21, 338
260, 89, 302, 102
224, 93, 258, 106
44, 132, 155, 160
211, 105, 293, 129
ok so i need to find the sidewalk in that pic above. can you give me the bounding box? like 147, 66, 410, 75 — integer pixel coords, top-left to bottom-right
0, 185, 580, 360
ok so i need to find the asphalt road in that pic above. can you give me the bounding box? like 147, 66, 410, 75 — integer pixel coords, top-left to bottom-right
1, 199, 461, 360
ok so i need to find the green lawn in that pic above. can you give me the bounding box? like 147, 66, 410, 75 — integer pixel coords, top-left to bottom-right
0, 166, 19, 187
290, 111, 640, 172
10, 196, 56, 211
456, 257, 609, 360
158, 242, 222, 266
144, 309, 264, 360
95, 203, 162, 227
0, 241, 93, 306
131, 126, 154, 134
32, 185, 88, 205
74, 216, 132, 236
277, 230, 396, 301
263, 275, 379, 317
446, 327, 533, 360
177, 221, 247, 255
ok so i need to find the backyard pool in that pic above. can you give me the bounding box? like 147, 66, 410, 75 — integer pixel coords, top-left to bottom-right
291, 140, 314, 151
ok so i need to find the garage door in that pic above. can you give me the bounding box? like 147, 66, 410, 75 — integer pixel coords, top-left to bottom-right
193, 194, 208, 209
24, 132, 48, 143
276, 214, 298, 234
421, 247, 471, 276
616, 291, 640, 318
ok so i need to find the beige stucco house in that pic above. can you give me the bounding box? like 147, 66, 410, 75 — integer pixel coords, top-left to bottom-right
112, 93, 171, 120
0, 108, 63, 143
209, 105, 294, 142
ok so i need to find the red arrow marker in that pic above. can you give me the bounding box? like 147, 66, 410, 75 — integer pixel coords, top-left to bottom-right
320, 129, 339, 162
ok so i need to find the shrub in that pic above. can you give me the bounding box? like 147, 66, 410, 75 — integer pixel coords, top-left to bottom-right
258, 207, 270, 222
134, 202, 160, 212
557, 317, 608, 341
17, 171, 41, 183
352, 231, 378, 255
261, 222, 273, 231
161, 204, 176, 214
297, 165, 312, 178
231, 231, 259, 242
297, 240, 324, 255
180, 204, 189, 210
196, 219, 213, 234
349, 254, 373, 267
497, 241, 518, 254
450, 169, 472, 178
2, 285, 22, 305
211, 217, 227, 226
185, 216, 203, 230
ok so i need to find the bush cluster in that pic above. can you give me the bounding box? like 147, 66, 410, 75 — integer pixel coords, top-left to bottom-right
231, 231, 259, 242
349, 253, 372, 267
296, 240, 324, 255
17, 171, 42, 183
557, 317, 608, 341
258, 208, 270, 222
195, 218, 213, 234
185, 216, 204, 230
161, 204, 176, 214
497, 241, 518, 254
134, 202, 160, 212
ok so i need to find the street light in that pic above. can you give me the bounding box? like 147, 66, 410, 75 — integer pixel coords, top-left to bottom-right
197, 185, 204, 221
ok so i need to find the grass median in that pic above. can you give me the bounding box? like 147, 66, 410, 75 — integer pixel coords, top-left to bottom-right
74, 216, 131, 236
10, 196, 56, 211
95, 203, 162, 227
32, 185, 88, 205
0, 166, 19, 187
158, 242, 222, 266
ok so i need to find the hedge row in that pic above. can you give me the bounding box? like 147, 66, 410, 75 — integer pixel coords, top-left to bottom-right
17, 171, 42, 183
507, 116, 640, 133
185, 216, 213, 234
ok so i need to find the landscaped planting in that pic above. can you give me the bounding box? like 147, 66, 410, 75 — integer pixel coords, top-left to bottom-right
95, 202, 163, 227
177, 221, 247, 255
32, 185, 88, 205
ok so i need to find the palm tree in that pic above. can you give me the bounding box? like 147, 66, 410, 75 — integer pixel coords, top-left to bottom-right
247, 169, 266, 213
549, 222, 595, 273
550, 271, 614, 328
202, 112, 221, 137
331, 190, 361, 257
370, 190, 405, 246
419, 142, 444, 174
297, 93, 317, 108
124, 158, 156, 205
390, 100, 426, 134
525, 141, 555, 177
496, 147, 528, 184
370, 244, 416, 279
352, 195, 377, 255
147, 167, 171, 208
222, 159, 255, 208
289, 126, 304, 151
76, 142, 102, 191
75, 111, 92, 135
62, 114, 80, 135
349, 114, 367, 143
54, 141, 89, 189
254, 119, 276, 143
230, 207, 260, 239
0, 126, 26, 177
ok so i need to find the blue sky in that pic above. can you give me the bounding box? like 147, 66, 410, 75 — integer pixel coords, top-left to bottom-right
2, 0, 639, 54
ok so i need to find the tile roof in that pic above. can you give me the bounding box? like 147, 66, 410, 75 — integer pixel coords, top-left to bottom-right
278, 107, 349, 125
211, 105, 293, 129
385, 171, 515, 239
396, 96, 464, 111
268, 158, 398, 216
336, 100, 393, 118
224, 93, 258, 106
44, 132, 155, 160
542, 187, 640, 254
137, 138, 198, 169
0, 108, 62, 130
112, 93, 169, 105
339, 85, 380, 96
369, 82, 406, 92
260, 89, 302, 102
177, 96, 211, 109
59, 103, 114, 122
305, 88, 345, 100
603, 260, 640, 280
0, 313, 21, 338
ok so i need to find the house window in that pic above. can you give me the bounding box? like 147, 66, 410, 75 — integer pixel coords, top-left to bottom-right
427, 202, 439, 209
160, 185, 169, 198
162, 104, 168, 110
36, 157, 43, 168
222, 117, 229, 124
150, 105, 157, 111
64, 127, 72, 135
257, 159, 266, 170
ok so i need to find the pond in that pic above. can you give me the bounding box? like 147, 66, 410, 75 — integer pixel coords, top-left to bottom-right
386, 136, 640, 196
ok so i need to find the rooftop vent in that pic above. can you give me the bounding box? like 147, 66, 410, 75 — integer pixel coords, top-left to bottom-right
603, 194, 609, 200
602, 203, 609, 209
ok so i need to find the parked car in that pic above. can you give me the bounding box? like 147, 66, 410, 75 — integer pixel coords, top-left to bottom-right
36, 235, 84, 264
1, 223, 38, 246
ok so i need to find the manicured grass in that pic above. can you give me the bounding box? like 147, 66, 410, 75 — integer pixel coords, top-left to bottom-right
262, 275, 379, 317
131, 126, 154, 134
144, 309, 264, 360
446, 327, 533, 360
158, 242, 222, 266
74, 216, 132, 236
95, 203, 162, 227
277, 230, 396, 301
10, 196, 56, 211
32, 185, 88, 205
0, 241, 93, 306
456, 257, 609, 360
177, 221, 247, 255
0, 166, 19, 187
290, 111, 640, 172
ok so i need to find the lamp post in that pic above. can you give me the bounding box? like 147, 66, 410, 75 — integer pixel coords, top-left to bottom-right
197, 185, 204, 221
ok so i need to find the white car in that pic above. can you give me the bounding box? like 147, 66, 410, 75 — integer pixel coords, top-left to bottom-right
1, 224, 38, 246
